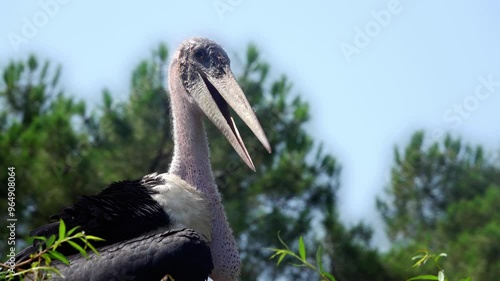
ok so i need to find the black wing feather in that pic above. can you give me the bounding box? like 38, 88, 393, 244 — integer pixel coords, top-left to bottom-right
52, 228, 213, 281
17, 177, 170, 262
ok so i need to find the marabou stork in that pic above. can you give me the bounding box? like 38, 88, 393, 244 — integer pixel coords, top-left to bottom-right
12, 38, 270, 281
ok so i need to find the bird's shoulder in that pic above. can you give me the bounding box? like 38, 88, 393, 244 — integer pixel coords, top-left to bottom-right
31, 174, 170, 240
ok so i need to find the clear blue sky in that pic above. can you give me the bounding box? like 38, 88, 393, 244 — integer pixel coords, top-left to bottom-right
2, 0, 499, 249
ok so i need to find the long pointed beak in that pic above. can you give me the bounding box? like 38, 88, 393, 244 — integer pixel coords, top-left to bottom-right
192, 69, 271, 171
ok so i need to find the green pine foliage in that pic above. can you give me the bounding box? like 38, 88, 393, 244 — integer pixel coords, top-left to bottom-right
377, 131, 500, 280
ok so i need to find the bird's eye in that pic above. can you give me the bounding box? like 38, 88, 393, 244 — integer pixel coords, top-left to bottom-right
194, 49, 207, 61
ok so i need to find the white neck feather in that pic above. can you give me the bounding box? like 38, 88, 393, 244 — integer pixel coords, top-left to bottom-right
151, 174, 212, 241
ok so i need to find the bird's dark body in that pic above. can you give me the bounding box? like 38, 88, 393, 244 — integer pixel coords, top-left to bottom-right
16, 176, 171, 263
52, 229, 213, 281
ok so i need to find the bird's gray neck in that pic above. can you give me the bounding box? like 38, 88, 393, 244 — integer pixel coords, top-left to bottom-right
167, 62, 217, 198
168, 104, 214, 193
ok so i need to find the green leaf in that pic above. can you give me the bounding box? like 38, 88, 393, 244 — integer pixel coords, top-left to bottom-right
269, 249, 286, 257
277, 252, 287, 265
41, 253, 52, 265
412, 254, 425, 260
407, 275, 440, 281
59, 220, 66, 240
33, 235, 47, 242
298, 236, 306, 260
84, 235, 105, 241
269, 250, 280, 258
85, 240, 100, 255
268, 247, 281, 253
46, 235, 56, 248
322, 271, 336, 281
48, 251, 69, 265
316, 246, 324, 272
67, 241, 88, 258
67, 226, 80, 237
